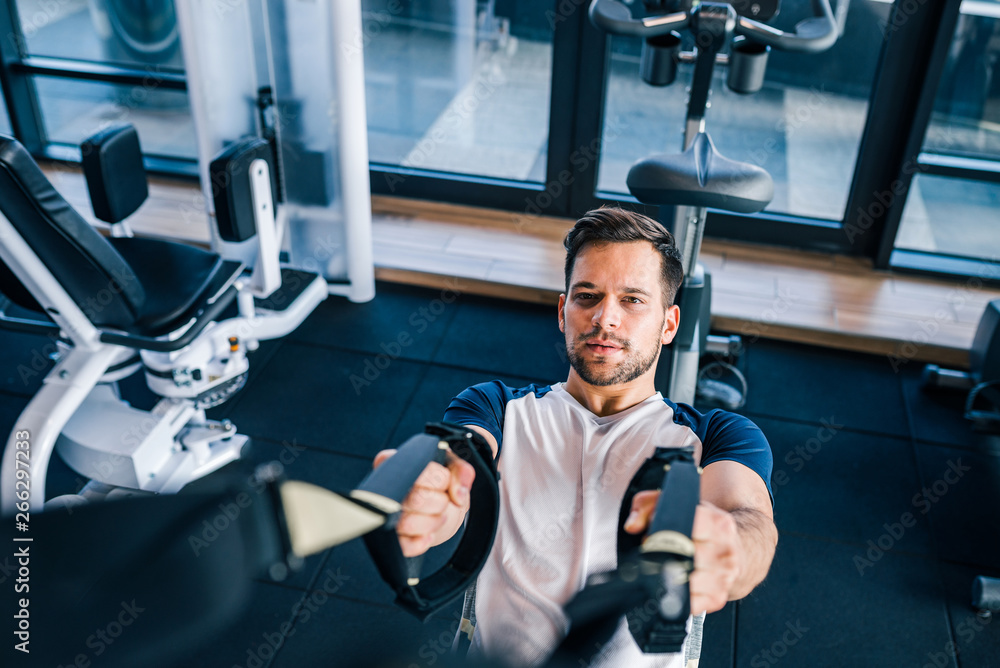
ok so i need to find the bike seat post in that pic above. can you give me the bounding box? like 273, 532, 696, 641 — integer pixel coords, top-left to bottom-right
684, 3, 736, 144
677, 3, 736, 274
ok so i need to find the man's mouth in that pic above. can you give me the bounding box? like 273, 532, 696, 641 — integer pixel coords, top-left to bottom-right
585, 339, 622, 353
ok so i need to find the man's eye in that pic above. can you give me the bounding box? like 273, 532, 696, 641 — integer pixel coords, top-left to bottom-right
624, 296, 643, 304
575, 293, 595, 300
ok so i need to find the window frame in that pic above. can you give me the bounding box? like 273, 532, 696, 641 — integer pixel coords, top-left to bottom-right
0, 0, 994, 277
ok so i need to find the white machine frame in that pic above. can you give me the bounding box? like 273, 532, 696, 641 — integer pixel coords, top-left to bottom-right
2, 0, 379, 514
0, 156, 326, 514
175, 0, 375, 304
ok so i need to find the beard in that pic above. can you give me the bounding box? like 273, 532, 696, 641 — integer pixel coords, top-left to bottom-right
565, 319, 664, 387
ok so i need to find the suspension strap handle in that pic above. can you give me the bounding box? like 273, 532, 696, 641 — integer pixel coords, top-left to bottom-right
361, 422, 500, 621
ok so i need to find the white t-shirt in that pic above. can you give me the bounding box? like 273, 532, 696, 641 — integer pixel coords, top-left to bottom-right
444, 381, 773, 667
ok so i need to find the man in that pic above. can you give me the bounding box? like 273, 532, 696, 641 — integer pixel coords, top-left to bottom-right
373, 207, 777, 667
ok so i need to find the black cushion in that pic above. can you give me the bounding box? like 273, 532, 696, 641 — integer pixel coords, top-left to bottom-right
109, 237, 231, 336
0, 134, 242, 339
0, 134, 146, 328
81, 124, 149, 225
210, 137, 275, 243
627, 132, 774, 214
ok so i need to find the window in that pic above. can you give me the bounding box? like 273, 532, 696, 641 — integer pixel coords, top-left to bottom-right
0, 93, 10, 136
363, 0, 554, 183
14, 0, 184, 72
10, 0, 195, 159
896, 175, 999, 259
894, 1, 1000, 262
34, 77, 195, 159
0, 0, 993, 279
597, 0, 886, 222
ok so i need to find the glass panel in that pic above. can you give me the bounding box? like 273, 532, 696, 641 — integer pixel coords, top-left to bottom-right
0, 94, 11, 136
895, 2, 999, 262
597, 0, 887, 221
14, 0, 185, 71
34, 77, 195, 159
895, 174, 1000, 258
922, 1, 1000, 160
363, 0, 553, 183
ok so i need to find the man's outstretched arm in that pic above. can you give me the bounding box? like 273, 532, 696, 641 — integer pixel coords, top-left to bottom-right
625, 459, 777, 614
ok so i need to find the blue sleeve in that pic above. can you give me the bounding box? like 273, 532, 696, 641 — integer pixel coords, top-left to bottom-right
442, 380, 513, 457
699, 410, 774, 507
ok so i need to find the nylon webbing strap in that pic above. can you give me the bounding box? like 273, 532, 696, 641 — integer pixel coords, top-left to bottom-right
554, 447, 701, 665
618, 445, 701, 654
361, 422, 500, 621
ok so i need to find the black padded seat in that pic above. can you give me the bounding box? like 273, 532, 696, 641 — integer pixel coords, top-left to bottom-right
0, 135, 144, 326
626, 132, 774, 214
0, 134, 243, 338
109, 237, 241, 337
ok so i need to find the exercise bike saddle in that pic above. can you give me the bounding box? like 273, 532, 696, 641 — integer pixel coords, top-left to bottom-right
627, 131, 774, 214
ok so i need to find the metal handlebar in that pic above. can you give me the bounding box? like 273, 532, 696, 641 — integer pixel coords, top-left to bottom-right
736, 0, 838, 53
590, 0, 838, 53
589, 0, 688, 37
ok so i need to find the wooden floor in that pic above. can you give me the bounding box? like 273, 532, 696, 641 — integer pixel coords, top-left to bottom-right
41, 162, 1000, 369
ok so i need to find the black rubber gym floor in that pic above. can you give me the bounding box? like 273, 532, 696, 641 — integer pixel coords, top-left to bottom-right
3, 281, 999, 668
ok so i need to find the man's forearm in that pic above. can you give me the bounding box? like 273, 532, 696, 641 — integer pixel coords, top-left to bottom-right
728, 507, 778, 600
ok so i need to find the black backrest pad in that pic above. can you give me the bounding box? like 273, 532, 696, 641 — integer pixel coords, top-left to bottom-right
0, 135, 145, 328
81, 124, 149, 225
210, 137, 276, 243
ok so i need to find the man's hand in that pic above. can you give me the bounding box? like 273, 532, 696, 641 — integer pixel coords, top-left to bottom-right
625, 492, 743, 616
372, 448, 476, 557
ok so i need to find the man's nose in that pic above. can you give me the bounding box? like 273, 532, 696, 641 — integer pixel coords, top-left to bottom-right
592, 298, 622, 330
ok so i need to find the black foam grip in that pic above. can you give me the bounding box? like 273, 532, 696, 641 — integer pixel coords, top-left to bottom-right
647, 459, 700, 539
362, 422, 500, 621
356, 433, 446, 506
616, 446, 700, 654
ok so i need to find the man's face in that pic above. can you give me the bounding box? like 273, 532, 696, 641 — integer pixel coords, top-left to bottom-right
558, 241, 679, 387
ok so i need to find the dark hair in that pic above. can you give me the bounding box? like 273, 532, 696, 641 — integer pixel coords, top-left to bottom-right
563, 207, 684, 306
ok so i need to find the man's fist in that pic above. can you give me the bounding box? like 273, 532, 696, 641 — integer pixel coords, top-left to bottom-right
372, 448, 476, 557
624, 491, 743, 615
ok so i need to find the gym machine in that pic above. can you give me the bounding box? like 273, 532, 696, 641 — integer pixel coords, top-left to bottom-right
589, 0, 843, 407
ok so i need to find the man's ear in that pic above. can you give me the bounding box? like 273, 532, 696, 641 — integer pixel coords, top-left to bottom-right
557, 293, 566, 333
661, 304, 680, 345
